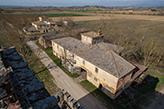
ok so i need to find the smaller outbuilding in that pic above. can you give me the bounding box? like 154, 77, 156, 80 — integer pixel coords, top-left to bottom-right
39, 33, 67, 48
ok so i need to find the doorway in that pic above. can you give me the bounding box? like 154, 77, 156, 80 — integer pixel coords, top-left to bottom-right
81, 68, 87, 79
99, 84, 103, 90
81, 68, 86, 73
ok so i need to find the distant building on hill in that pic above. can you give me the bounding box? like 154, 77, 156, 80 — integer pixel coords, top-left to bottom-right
23, 16, 65, 35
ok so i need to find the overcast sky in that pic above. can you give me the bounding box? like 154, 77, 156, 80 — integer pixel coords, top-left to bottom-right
0, 0, 164, 7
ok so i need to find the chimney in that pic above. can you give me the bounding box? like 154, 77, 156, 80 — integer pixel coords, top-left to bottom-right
98, 30, 101, 35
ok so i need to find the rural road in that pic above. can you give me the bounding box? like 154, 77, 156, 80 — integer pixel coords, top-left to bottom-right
27, 41, 107, 109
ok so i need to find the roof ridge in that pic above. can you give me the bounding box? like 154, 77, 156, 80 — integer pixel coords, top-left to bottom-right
110, 50, 120, 77
86, 45, 98, 61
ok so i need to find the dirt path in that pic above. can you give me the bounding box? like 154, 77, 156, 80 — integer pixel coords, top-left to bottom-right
50, 13, 164, 22
27, 41, 107, 109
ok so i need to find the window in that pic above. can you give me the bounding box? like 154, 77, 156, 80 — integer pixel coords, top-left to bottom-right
106, 85, 111, 91
57, 45, 59, 51
71, 54, 74, 58
83, 60, 85, 65
94, 77, 98, 82
95, 67, 98, 73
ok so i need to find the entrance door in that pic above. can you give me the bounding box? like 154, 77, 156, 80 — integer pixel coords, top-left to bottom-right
99, 84, 103, 90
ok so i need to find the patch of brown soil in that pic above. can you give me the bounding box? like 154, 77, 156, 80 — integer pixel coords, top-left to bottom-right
50, 13, 164, 22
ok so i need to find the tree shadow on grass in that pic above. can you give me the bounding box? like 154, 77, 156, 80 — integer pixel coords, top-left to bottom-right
77, 75, 164, 109
35, 62, 58, 74
35, 67, 48, 74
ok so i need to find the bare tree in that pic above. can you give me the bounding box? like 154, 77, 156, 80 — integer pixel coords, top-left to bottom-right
100, 16, 164, 67
1, 20, 30, 62
143, 40, 164, 66
1, 15, 37, 60
102, 18, 140, 59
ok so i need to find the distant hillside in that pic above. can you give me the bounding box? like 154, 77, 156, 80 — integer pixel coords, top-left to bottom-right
0, 6, 164, 14
65, 6, 164, 12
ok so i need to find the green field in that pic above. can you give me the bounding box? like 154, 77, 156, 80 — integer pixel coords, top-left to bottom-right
146, 70, 164, 89
9, 13, 88, 17
42, 13, 88, 17
0, 24, 3, 29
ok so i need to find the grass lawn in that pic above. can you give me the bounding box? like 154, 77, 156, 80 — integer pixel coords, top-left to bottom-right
80, 76, 163, 109
80, 80, 97, 92
0, 23, 13, 47
29, 53, 60, 95
80, 80, 123, 109
158, 67, 164, 72
0, 24, 3, 29
45, 48, 80, 78
43, 13, 88, 17
146, 69, 164, 89
0, 24, 5, 46
36, 41, 80, 78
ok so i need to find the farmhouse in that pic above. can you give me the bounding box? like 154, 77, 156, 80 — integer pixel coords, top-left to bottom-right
31, 16, 56, 32
51, 31, 147, 99
23, 16, 65, 34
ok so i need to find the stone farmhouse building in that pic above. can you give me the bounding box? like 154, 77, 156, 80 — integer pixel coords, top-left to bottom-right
51, 31, 147, 99
31, 16, 56, 33
23, 16, 65, 35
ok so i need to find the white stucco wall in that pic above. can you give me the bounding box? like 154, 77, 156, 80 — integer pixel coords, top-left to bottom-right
81, 35, 92, 45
